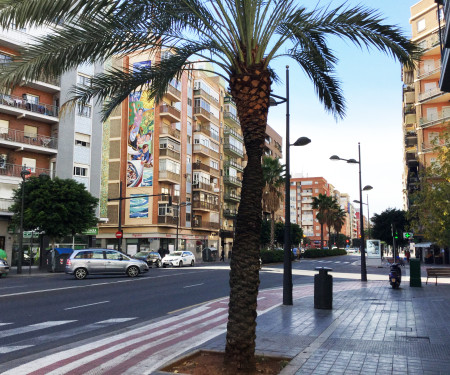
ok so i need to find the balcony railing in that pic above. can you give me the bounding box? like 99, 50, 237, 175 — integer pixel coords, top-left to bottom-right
158, 215, 178, 225
166, 84, 181, 100
192, 201, 219, 211
159, 125, 181, 140
0, 127, 58, 148
223, 143, 244, 158
159, 104, 181, 120
193, 143, 212, 156
192, 220, 220, 230
418, 87, 443, 102
159, 148, 181, 160
0, 198, 14, 212
194, 123, 220, 141
0, 93, 59, 117
223, 111, 240, 125
417, 61, 441, 79
422, 140, 447, 153
192, 181, 214, 192
223, 208, 238, 218
192, 161, 210, 173
223, 175, 242, 187
0, 163, 54, 178
224, 192, 240, 202
224, 126, 243, 142
194, 106, 210, 119
223, 159, 243, 171
419, 113, 450, 129
158, 170, 180, 182
193, 88, 219, 106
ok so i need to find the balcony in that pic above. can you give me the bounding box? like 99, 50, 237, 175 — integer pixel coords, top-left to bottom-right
0, 198, 14, 215
165, 84, 181, 102
223, 111, 240, 126
159, 104, 181, 122
158, 170, 180, 184
0, 93, 59, 123
159, 125, 180, 140
418, 88, 450, 103
422, 140, 446, 153
159, 195, 180, 204
192, 201, 219, 211
223, 159, 243, 172
194, 106, 211, 122
193, 143, 219, 159
223, 175, 242, 187
22, 74, 60, 94
223, 192, 240, 202
0, 127, 58, 154
417, 61, 441, 80
403, 104, 415, 115
192, 219, 220, 230
223, 142, 244, 158
157, 215, 178, 226
0, 163, 54, 179
193, 161, 211, 173
224, 126, 243, 142
194, 123, 220, 142
223, 208, 238, 218
418, 32, 441, 56
159, 148, 181, 160
192, 181, 215, 192
419, 113, 450, 129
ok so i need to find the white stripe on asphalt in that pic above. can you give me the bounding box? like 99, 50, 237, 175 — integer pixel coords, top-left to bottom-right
64, 301, 109, 310
0, 345, 34, 353
96, 318, 138, 324
183, 283, 204, 288
0, 323, 12, 327
0, 321, 76, 339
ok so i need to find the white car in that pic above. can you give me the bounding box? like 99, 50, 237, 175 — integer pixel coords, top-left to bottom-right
162, 251, 195, 267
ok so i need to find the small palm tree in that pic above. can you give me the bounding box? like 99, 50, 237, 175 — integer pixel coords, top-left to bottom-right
312, 194, 335, 249
331, 206, 347, 247
0, 0, 419, 369
262, 156, 285, 250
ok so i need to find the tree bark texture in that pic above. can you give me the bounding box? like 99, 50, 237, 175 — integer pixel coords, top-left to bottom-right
224, 65, 271, 370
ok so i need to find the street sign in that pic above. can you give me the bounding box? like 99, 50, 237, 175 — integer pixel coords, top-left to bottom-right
403, 232, 413, 239
115, 231, 123, 239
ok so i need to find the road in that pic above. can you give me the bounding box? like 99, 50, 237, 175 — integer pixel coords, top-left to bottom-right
0, 253, 387, 372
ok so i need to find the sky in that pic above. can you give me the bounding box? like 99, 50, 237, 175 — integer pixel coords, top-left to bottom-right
267, 0, 418, 217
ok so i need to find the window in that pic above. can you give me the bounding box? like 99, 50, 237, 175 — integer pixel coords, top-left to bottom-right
25, 94, 39, 105
77, 103, 92, 118
77, 74, 91, 87
105, 250, 122, 260
210, 160, 219, 170
75, 133, 91, 147
0, 119, 9, 133
158, 203, 172, 216
417, 19, 425, 32
74, 166, 88, 176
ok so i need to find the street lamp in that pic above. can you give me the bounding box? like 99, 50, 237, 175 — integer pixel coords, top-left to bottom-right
17, 167, 31, 274
175, 202, 191, 251
270, 65, 311, 305
330, 143, 372, 282
354, 189, 372, 239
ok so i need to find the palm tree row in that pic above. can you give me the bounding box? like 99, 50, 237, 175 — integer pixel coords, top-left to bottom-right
0, 0, 419, 370
312, 194, 347, 249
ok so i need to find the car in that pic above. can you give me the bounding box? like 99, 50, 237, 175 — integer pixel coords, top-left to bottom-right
162, 251, 195, 267
132, 251, 162, 268
347, 248, 358, 253
0, 259, 10, 277
65, 249, 149, 280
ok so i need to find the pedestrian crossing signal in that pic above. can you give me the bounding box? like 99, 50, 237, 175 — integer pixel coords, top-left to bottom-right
403, 232, 413, 239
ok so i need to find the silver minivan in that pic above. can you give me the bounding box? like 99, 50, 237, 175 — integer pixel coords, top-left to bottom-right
65, 249, 149, 280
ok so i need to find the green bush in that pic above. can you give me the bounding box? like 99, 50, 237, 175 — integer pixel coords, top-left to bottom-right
303, 249, 347, 258
260, 249, 295, 264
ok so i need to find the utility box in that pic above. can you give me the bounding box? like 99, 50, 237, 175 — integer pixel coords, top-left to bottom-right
314, 267, 333, 309
410, 258, 422, 287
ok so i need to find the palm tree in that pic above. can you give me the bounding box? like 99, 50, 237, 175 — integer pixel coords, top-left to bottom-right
312, 193, 335, 249
0, 0, 419, 369
331, 206, 347, 248
262, 156, 285, 250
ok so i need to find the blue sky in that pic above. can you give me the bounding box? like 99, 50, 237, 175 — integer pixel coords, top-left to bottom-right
267, 0, 418, 217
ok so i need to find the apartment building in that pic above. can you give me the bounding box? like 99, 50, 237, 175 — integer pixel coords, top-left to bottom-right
436, 0, 450, 91
403, 0, 450, 209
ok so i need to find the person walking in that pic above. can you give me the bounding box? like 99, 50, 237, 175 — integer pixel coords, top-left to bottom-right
405, 250, 410, 264
220, 250, 225, 262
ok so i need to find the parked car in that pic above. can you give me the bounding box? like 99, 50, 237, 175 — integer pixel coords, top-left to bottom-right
0, 259, 10, 277
65, 249, 149, 280
162, 251, 195, 267
346, 248, 358, 253
132, 251, 162, 268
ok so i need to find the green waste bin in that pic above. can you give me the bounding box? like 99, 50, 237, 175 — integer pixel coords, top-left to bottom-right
410, 258, 422, 287
314, 267, 333, 309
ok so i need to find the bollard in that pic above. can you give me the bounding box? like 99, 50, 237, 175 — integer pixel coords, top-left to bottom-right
314, 267, 333, 309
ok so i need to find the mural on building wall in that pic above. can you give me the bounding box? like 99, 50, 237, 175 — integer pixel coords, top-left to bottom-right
127, 87, 154, 187
129, 194, 149, 218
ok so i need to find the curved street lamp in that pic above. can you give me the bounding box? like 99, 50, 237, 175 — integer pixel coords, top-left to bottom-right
330, 143, 372, 282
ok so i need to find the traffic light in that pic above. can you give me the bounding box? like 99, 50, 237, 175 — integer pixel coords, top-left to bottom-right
394, 232, 399, 239
346, 239, 349, 243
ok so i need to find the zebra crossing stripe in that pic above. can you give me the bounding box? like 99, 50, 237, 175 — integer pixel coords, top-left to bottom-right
0, 321, 76, 339
0, 345, 34, 354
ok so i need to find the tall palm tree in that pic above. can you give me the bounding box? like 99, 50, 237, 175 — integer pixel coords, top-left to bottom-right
331, 206, 347, 247
325, 198, 340, 248
0, 0, 419, 369
262, 156, 285, 250
312, 193, 335, 249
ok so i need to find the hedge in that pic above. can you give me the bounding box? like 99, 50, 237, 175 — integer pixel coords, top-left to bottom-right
260, 250, 295, 264
303, 249, 347, 258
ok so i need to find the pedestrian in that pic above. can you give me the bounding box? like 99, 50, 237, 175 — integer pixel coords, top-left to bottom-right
220, 250, 225, 262
405, 250, 410, 263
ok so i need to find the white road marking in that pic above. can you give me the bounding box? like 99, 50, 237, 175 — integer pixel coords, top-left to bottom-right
183, 283, 204, 288
96, 318, 137, 324
0, 345, 33, 353
0, 321, 76, 339
64, 301, 109, 310
0, 323, 12, 327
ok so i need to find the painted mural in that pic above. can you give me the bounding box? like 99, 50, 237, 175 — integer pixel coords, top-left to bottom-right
129, 194, 149, 218
127, 64, 154, 188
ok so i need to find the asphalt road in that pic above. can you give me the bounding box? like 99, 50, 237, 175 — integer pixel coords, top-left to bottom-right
0, 253, 386, 366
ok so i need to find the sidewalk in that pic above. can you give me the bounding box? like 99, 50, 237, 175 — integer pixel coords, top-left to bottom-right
161, 276, 450, 375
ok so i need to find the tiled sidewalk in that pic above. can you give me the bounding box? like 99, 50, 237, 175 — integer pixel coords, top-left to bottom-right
198, 280, 450, 375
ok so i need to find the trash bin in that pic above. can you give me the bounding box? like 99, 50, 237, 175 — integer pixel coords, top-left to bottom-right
409, 258, 422, 287
314, 267, 333, 309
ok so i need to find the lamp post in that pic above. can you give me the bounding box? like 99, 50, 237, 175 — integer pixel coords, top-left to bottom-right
270, 65, 311, 305
354, 192, 372, 239
17, 167, 31, 274
330, 143, 372, 282
176, 202, 191, 251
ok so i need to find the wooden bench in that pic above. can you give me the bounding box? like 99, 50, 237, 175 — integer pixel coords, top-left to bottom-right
426, 268, 450, 285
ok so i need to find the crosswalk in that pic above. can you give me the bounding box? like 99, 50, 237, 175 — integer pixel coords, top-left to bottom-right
0, 282, 364, 375
300, 259, 352, 264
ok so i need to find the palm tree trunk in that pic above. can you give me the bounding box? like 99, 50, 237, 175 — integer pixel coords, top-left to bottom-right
320, 224, 324, 249
225, 65, 271, 370
270, 210, 275, 250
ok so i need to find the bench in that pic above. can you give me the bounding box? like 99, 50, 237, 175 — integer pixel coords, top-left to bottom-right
426, 268, 450, 285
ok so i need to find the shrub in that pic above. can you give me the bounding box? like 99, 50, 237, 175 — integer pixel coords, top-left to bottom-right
260, 249, 295, 264
303, 249, 347, 258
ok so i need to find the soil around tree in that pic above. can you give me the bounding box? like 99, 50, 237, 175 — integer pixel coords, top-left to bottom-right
161, 350, 291, 375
